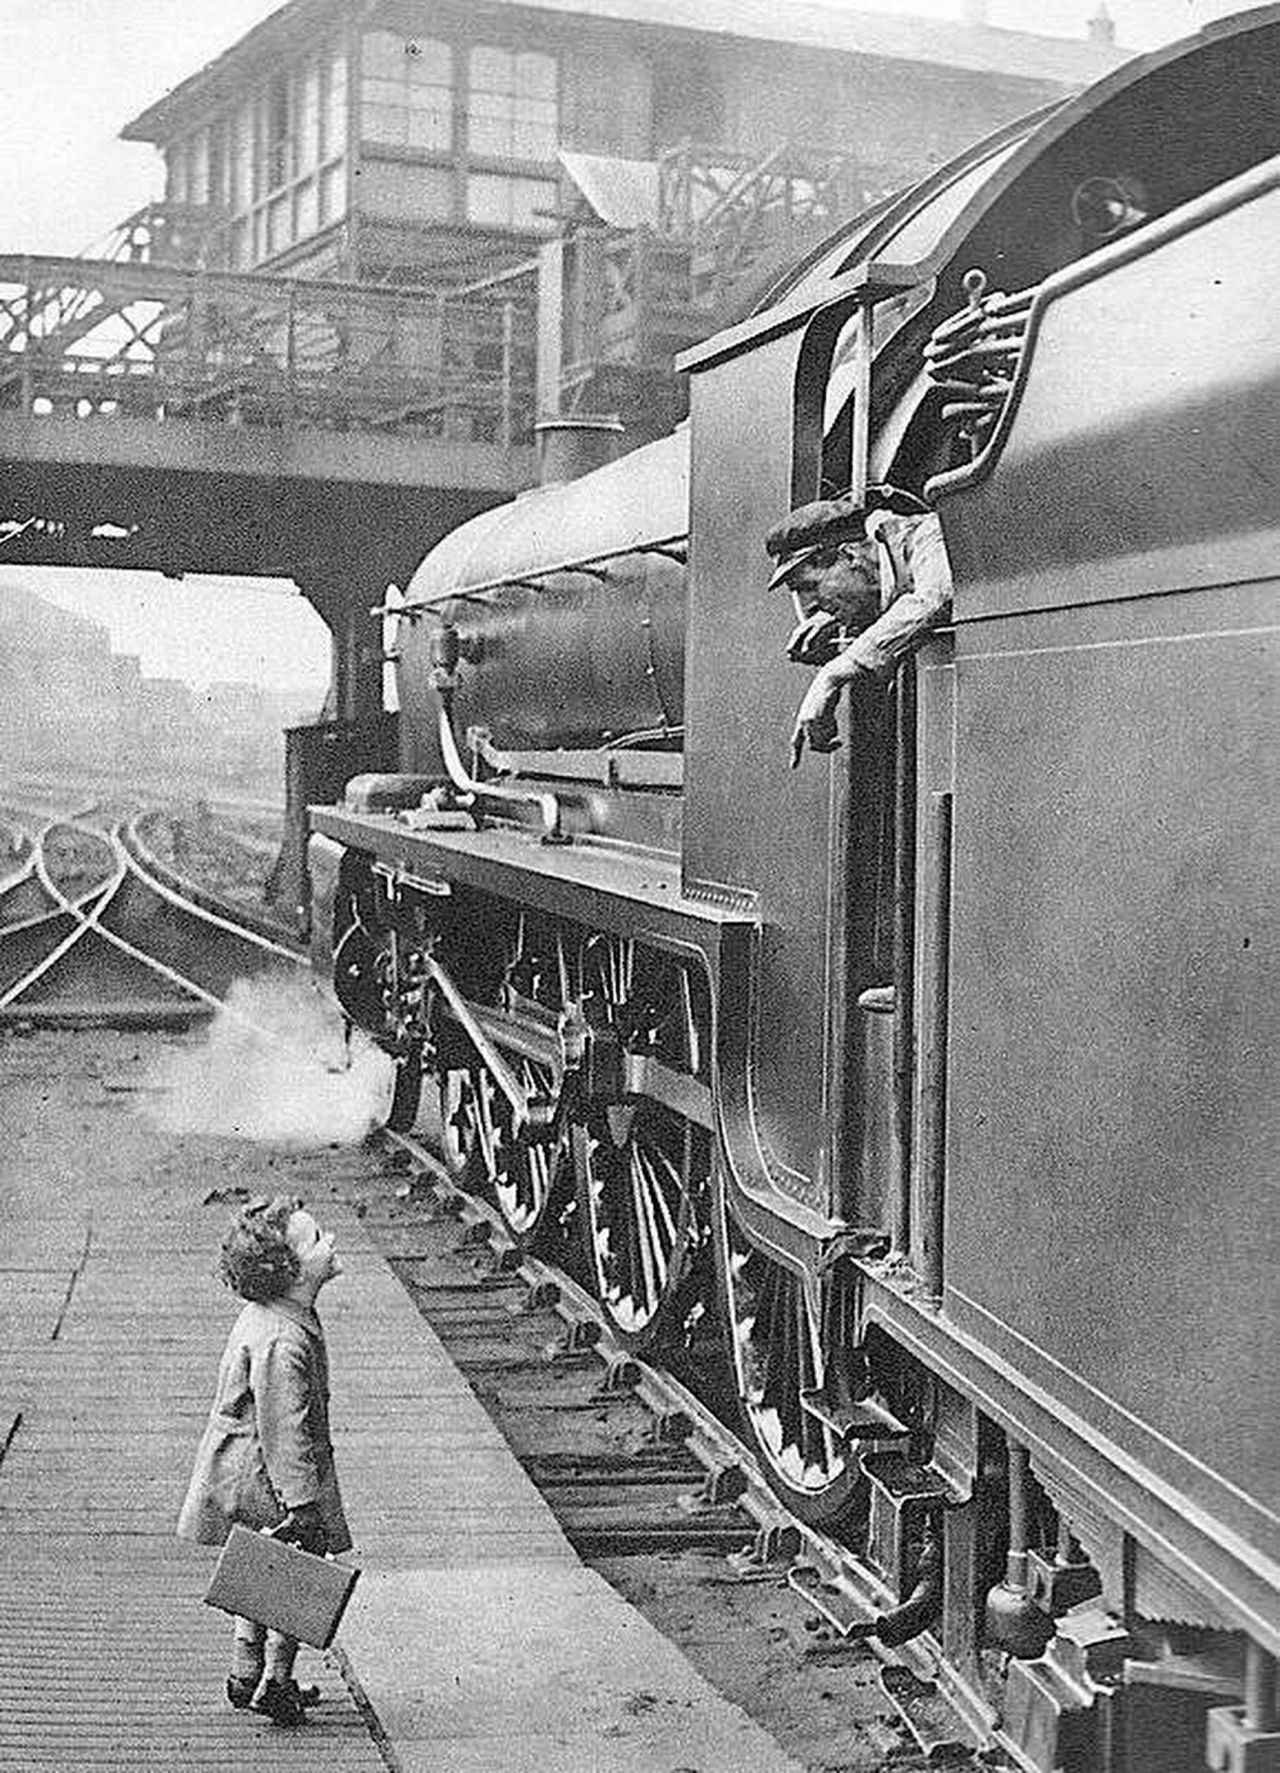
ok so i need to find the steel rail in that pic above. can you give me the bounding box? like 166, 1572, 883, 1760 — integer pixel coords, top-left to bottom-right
120, 817, 304, 964
0, 821, 130, 1011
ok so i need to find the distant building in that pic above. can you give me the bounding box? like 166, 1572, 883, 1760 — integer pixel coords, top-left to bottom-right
198, 682, 318, 779
118, 0, 1123, 434
0, 584, 116, 765
0, 582, 311, 791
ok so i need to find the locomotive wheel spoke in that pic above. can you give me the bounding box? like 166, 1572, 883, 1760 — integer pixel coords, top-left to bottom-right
492, 1056, 563, 1240
474, 1070, 503, 1180
437, 1065, 477, 1173
581, 1099, 705, 1346
576, 934, 709, 1351
437, 915, 570, 1248
715, 1192, 860, 1525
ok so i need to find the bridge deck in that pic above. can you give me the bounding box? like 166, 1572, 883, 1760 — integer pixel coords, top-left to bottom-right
0, 254, 536, 574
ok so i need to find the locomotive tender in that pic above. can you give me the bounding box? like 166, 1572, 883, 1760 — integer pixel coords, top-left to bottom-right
309, 12, 1279, 1768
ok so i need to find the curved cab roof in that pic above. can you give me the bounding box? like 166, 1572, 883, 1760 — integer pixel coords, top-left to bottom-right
684, 5, 1280, 371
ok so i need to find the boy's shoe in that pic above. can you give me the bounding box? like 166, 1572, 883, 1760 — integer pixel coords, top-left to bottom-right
228, 1674, 319, 1711
251, 1677, 309, 1726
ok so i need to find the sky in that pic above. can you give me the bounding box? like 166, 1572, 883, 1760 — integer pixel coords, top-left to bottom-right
0, 0, 1259, 690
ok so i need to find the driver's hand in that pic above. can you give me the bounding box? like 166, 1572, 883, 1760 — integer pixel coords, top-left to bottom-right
785, 610, 844, 666
789, 668, 844, 767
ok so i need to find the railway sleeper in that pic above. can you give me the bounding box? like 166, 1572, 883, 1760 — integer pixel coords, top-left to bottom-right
566, 1519, 758, 1558
525, 1450, 701, 1484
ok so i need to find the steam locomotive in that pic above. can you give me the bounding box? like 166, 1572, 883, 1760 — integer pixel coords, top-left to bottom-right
309, 12, 1279, 1768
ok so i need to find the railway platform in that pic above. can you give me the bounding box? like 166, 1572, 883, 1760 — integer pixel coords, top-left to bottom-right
0, 1025, 804, 1772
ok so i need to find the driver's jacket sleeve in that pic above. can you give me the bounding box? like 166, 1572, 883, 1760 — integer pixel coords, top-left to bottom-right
840, 511, 953, 679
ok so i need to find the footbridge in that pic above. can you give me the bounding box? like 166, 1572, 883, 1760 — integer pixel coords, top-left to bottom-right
0, 254, 538, 723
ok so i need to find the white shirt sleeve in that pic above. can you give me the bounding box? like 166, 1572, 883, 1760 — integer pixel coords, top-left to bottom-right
839, 512, 954, 679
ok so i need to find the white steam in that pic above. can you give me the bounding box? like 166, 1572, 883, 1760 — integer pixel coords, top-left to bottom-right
146, 973, 396, 1146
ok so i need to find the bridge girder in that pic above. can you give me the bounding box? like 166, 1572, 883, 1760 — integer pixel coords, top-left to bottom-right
0, 420, 531, 725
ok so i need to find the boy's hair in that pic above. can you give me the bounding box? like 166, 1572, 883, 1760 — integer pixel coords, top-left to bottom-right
219, 1195, 303, 1302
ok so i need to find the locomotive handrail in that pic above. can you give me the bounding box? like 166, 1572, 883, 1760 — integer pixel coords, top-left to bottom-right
925, 153, 1280, 504
468, 731, 683, 791
403, 533, 687, 611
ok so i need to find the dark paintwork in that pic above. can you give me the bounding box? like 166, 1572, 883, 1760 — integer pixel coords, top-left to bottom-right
936, 167, 1279, 1599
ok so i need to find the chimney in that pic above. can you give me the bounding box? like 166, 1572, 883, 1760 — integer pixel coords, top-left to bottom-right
535, 415, 625, 484
1088, 2, 1116, 45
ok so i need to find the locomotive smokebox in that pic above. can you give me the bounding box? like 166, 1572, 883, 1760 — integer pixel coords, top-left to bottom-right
535, 414, 625, 484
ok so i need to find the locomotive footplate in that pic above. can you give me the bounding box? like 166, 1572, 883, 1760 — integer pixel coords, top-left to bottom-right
309, 805, 754, 954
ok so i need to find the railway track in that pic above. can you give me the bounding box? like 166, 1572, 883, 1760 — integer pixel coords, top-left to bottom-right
0, 812, 304, 1027
361, 1124, 991, 1769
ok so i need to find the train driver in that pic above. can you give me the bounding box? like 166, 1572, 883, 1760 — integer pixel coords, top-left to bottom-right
765, 488, 954, 766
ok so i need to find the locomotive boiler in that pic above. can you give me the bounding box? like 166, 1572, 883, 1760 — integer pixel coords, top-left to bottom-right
309, 12, 1279, 1768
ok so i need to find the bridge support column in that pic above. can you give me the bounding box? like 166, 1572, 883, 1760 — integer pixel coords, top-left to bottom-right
330, 595, 385, 726
303, 569, 387, 725
274, 567, 396, 935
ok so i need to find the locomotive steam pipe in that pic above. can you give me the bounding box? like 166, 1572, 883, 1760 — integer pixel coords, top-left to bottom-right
985, 1439, 1054, 1658
436, 698, 566, 843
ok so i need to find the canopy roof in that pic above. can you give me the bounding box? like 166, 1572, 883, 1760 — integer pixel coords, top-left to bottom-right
124, 0, 1123, 142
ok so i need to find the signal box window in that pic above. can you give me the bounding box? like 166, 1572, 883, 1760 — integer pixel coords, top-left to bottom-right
267, 74, 292, 189
365, 161, 455, 222
468, 47, 557, 160
466, 173, 557, 232
362, 31, 453, 150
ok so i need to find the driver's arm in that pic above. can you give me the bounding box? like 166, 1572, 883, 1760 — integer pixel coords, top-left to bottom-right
790, 513, 953, 767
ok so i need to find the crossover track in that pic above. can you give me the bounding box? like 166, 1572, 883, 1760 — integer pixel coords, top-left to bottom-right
0, 814, 304, 1027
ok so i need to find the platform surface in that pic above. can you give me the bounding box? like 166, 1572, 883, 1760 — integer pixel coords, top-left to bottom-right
0, 1025, 802, 1771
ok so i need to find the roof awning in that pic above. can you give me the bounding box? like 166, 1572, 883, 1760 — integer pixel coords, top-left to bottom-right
558, 152, 660, 230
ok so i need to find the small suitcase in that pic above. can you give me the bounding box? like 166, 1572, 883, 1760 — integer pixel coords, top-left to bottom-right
204, 1524, 360, 1648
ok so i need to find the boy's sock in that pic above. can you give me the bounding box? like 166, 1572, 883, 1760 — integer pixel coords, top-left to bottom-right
262, 1630, 299, 1685
232, 1620, 265, 1679
227, 1619, 266, 1708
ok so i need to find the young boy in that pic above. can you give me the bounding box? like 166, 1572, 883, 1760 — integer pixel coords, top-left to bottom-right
178, 1196, 351, 1725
